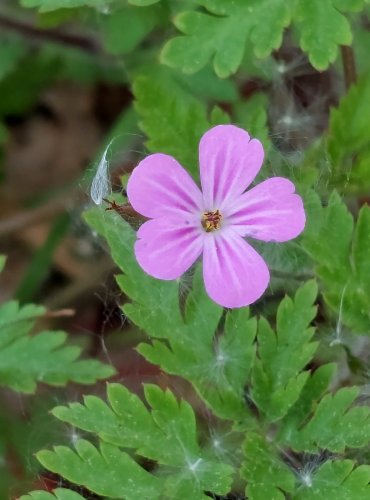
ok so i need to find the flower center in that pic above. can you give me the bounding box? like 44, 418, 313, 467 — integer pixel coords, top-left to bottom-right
201, 209, 222, 232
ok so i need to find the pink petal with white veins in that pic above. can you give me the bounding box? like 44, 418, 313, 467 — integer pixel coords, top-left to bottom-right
135, 217, 203, 280
227, 177, 306, 242
202, 228, 270, 308
127, 153, 203, 218
199, 125, 264, 210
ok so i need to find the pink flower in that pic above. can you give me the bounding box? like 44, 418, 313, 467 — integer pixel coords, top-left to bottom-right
127, 125, 305, 308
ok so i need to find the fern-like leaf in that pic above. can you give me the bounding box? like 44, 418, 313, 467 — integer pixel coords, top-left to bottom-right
133, 72, 228, 179
241, 432, 295, 499
161, 0, 293, 78
46, 384, 234, 498
0, 301, 114, 393
303, 192, 370, 334
251, 281, 318, 421
282, 387, 370, 453
295, 460, 370, 499
19, 489, 85, 500
85, 208, 256, 421
37, 440, 162, 500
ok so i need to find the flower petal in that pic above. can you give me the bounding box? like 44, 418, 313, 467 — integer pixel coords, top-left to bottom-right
127, 153, 203, 218
199, 125, 264, 210
203, 228, 270, 308
135, 218, 203, 280
227, 177, 306, 242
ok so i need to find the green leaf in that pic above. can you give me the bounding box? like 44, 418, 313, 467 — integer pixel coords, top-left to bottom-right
0, 301, 46, 348
285, 387, 370, 453
337, 204, 370, 332
0, 330, 114, 392
20, 0, 107, 12
139, 285, 256, 421
303, 192, 353, 281
0, 255, 6, 273
0, 301, 114, 393
84, 207, 181, 341
37, 440, 162, 499
178, 66, 238, 103
295, 460, 370, 499
0, 49, 58, 115
241, 432, 295, 500
327, 75, 370, 191
162, 0, 362, 76
302, 194, 370, 334
84, 208, 252, 421
133, 71, 221, 178
251, 281, 319, 421
334, 0, 363, 8
295, 0, 355, 70
19, 489, 85, 500
101, 4, 165, 55
278, 363, 337, 445
0, 36, 27, 81
129, 0, 161, 5
51, 384, 234, 498
353, 24, 370, 74
161, 0, 293, 78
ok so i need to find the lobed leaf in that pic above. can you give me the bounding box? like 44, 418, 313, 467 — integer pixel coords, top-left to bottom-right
241, 432, 295, 500
161, 0, 292, 78
295, 460, 370, 499
303, 193, 370, 334
85, 207, 253, 421
283, 387, 370, 453
100, 3, 165, 55
295, 0, 355, 70
0, 301, 114, 393
50, 384, 234, 498
133, 71, 229, 179
0, 301, 45, 348
251, 281, 319, 421
19, 489, 85, 500
327, 74, 370, 191
138, 272, 255, 421
20, 0, 107, 11
129, 0, 161, 5
0, 36, 27, 81
37, 440, 162, 499
278, 363, 337, 444
161, 0, 363, 76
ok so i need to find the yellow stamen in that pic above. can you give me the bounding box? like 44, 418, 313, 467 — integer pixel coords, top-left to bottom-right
201, 209, 222, 232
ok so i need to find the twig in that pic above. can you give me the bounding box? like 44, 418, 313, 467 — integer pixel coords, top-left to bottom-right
43, 308, 75, 318
0, 12, 102, 55
0, 193, 75, 238
340, 45, 357, 91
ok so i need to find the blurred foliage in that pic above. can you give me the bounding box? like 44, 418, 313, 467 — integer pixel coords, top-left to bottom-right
303, 192, 370, 333
0, 0, 369, 498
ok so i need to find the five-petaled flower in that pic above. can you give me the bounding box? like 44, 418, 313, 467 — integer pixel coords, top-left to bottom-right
127, 125, 305, 308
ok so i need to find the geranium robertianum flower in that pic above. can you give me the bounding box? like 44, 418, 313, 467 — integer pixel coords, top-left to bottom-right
127, 125, 305, 308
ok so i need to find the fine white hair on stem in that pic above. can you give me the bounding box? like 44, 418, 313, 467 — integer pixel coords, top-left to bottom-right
329, 283, 348, 347
90, 139, 114, 205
